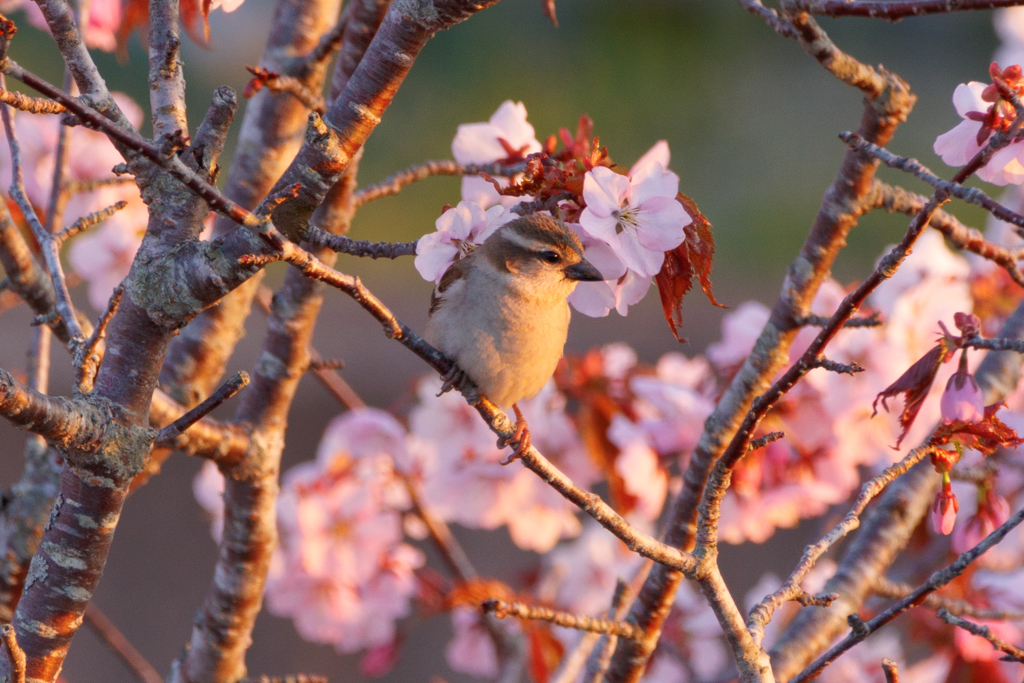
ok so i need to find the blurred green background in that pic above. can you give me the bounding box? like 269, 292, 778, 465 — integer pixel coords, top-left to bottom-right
0, 0, 1009, 681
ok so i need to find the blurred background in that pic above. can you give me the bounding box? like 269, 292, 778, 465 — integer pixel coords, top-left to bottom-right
0, 0, 1008, 680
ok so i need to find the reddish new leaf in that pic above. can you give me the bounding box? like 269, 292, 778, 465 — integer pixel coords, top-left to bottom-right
654, 193, 725, 342
929, 413, 1024, 456
527, 623, 565, 683
541, 0, 558, 27
873, 343, 954, 449
445, 579, 516, 610
117, 0, 212, 58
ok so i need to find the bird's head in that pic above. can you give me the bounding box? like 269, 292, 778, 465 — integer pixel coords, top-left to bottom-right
480, 214, 605, 300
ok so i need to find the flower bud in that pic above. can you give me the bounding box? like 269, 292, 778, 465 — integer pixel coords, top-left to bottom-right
940, 352, 984, 424
932, 479, 959, 536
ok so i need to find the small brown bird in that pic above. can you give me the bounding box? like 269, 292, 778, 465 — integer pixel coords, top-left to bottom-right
425, 213, 604, 457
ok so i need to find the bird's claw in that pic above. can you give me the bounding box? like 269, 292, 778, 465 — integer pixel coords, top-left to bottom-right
499, 404, 531, 465
437, 364, 469, 397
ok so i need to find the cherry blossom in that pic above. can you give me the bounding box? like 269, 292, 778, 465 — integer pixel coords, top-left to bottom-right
452, 100, 542, 209
578, 142, 690, 278
192, 460, 226, 543
446, 607, 500, 678
607, 416, 668, 521
415, 201, 507, 283
995, 8, 1024, 80
940, 355, 985, 424
411, 378, 598, 552
630, 352, 715, 457
934, 78, 1024, 186
11, 0, 121, 51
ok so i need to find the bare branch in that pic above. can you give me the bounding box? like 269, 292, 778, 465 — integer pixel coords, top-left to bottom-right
582, 581, 632, 683
874, 577, 1024, 621
155, 372, 250, 445
792, 0, 1024, 20
0, 88, 65, 114
65, 176, 135, 194
305, 228, 417, 258
246, 66, 326, 115
808, 357, 864, 375
482, 600, 643, 640
1, 624, 25, 683
882, 658, 899, 683
747, 445, 938, 646
351, 159, 527, 208
843, 132, 1024, 232
54, 200, 128, 245
83, 603, 162, 683
739, 0, 797, 38
76, 285, 124, 394
795, 312, 881, 328
871, 180, 1024, 288
791, 503, 1024, 682
748, 431, 785, 452
937, 608, 1024, 662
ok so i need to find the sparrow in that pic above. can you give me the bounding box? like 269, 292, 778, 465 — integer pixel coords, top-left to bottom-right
425, 213, 604, 459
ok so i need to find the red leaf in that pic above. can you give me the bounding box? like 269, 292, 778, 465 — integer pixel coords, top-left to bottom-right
527, 625, 564, 683
929, 414, 1024, 456
653, 193, 725, 342
541, 0, 558, 27
117, 0, 212, 58
873, 343, 954, 449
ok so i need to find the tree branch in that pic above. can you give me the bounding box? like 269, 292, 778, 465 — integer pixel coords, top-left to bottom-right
482, 600, 642, 640
937, 608, 1024, 662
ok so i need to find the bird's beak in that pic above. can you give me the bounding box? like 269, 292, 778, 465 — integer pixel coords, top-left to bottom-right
563, 259, 605, 282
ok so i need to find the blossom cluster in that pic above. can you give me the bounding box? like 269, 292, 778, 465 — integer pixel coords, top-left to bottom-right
417, 101, 696, 318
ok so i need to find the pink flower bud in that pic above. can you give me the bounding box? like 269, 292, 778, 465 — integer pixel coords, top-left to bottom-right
940, 353, 984, 423
932, 482, 959, 536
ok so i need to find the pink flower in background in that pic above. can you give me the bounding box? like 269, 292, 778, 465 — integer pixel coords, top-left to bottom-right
934, 80, 1024, 185
707, 301, 770, 373
412, 378, 597, 552
13, 0, 121, 51
630, 352, 715, 457
452, 100, 542, 208
608, 416, 668, 521
446, 608, 500, 677
415, 201, 507, 283
192, 460, 225, 542
953, 490, 1011, 554
259, 409, 426, 655
955, 619, 1021, 662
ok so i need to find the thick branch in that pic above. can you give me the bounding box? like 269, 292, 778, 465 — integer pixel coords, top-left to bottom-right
608, 21, 916, 681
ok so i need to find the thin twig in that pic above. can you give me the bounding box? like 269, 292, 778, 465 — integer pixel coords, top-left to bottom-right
808, 357, 864, 375
747, 446, 939, 646
482, 600, 643, 641
963, 335, 1024, 354
65, 176, 135, 194
793, 0, 1024, 20
871, 180, 1024, 289
83, 603, 162, 683
305, 228, 417, 258
748, 431, 785, 452
154, 372, 250, 444
937, 608, 1024, 663
881, 658, 899, 683
0, 88, 65, 114
843, 132, 1024, 233
795, 313, 881, 328
351, 159, 527, 208
873, 577, 1024, 621
54, 200, 128, 245
791, 503, 1024, 682
76, 284, 123, 393
582, 581, 632, 683
0, 624, 25, 683
246, 66, 326, 115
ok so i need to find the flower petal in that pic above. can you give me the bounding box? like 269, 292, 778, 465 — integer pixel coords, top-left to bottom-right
630, 140, 671, 177
952, 82, 990, 118
614, 270, 652, 315
628, 163, 679, 209
452, 122, 506, 164
583, 166, 630, 217
568, 281, 616, 317
488, 101, 541, 154
635, 199, 687, 252
934, 120, 986, 167
614, 230, 668, 277
414, 242, 459, 283
578, 208, 622, 247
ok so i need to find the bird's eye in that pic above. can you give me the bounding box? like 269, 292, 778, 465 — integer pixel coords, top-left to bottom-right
540, 251, 561, 264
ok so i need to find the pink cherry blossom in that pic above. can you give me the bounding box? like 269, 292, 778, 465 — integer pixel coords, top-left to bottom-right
940, 356, 985, 424
934, 81, 1024, 185
192, 460, 226, 542
608, 416, 668, 521
445, 607, 500, 677
415, 201, 507, 283
13, 0, 121, 51
566, 225, 629, 317
578, 147, 690, 278
707, 301, 770, 374
452, 100, 542, 209
953, 490, 1011, 554
412, 378, 597, 551
630, 352, 715, 457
